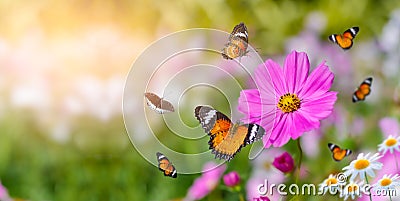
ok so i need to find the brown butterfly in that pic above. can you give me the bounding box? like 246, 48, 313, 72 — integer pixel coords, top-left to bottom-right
328, 143, 352, 161
156, 152, 177, 178
222, 22, 249, 60
352, 77, 372, 103
144, 92, 174, 114
329, 27, 359, 50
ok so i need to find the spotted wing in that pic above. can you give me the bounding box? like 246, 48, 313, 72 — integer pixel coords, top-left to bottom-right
145, 92, 174, 114
156, 152, 177, 178
352, 77, 372, 102
211, 123, 265, 161
222, 22, 249, 59
328, 143, 352, 162
194, 105, 232, 134
328, 27, 359, 50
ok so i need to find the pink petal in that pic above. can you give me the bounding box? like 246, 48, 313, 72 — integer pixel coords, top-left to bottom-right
300, 91, 337, 119
291, 111, 319, 137
268, 113, 292, 147
283, 51, 310, 94
265, 59, 286, 96
298, 61, 334, 99
238, 90, 262, 114
254, 62, 275, 99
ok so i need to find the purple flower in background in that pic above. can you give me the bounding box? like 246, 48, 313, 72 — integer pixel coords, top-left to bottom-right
223, 171, 240, 187
184, 162, 226, 201
272, 152, 295, 173
379, 117, 399, 138
238, 50, 337, 147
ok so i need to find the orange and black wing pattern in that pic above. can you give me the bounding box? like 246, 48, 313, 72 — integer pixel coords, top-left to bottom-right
329, 27, 359, 50
352, 77, 372, 103
222, 22, 249, 60
156, 152, 177, 178
195, 105, 265, 161
328, 143, 352, 162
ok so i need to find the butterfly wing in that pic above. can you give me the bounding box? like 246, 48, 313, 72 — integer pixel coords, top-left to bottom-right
156, 152, 177, 178
195, 105, 232, 134
160, 99, 175, 112
352, 77, 372, 102
329, 27, 359, 50
211, 123, 265, 161
145, 92, 174, 113
328, 143, 352, 161
222, 22, 249, 59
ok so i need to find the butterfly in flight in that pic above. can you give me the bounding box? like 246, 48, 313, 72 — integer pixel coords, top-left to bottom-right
352, 77, 373, 103
222, 22, 249, 60
156, 152, 177, 178
329, 27, 359, 50
194, 105, 265, 161
144, 92, 174, 114
328, 143, 352, 162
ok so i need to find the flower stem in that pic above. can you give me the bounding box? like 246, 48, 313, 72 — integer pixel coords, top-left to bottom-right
238, 193, 245, 201
295, 138, 303, 184
364, 172, 373, 201
390, 194, 393, 201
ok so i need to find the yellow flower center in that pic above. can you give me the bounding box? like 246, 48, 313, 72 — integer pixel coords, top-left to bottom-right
354, 159, 370, 170
348, 184, 358, 192
263, 162, 271, 170
326, 178, 338, 185
380, 178, 392, 186
278, 93, 301, 113
385, 138, 397, 147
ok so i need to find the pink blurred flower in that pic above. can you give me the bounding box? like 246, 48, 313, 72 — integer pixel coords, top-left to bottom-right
223, 171, 240, 187
0, 181, 11, 201
185, 162, 226, 201
246, 148, 286, 201
238, 50, 337, 147
379, 117, 399, 138
272, 152, 295, 173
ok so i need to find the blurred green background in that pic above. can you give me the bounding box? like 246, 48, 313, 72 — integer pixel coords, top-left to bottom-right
1, 0, 400, 200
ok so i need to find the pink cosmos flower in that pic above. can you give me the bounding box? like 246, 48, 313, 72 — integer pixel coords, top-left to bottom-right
272, 152, 295, 173
184, 162, 226, 201
223, 171, 240, 187
238, 50, 337, 147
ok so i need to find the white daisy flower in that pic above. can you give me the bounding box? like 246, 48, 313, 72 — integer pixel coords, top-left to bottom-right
343, 153, 383, 181
318, 174, 344, 195
373, 174, 400, 195
340, 180, 364, 200
378, 135, 400, 154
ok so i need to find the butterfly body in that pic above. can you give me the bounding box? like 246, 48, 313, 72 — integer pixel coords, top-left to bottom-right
329, 27, 359, 50
352, 77, 373, 103
328, 143, 352, 161
144, 92, 174, 114
156, 152, 177, 178
222, 22, 249, 60
195, 105, 265, 161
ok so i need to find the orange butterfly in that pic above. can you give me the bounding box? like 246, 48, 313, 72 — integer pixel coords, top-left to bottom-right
194, 105, 265, 161
352, 77, 372, 103
156, 152, 177, 178
222, 22, 249, 60
328, 143, 352, 161
329, 27, 359, 50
